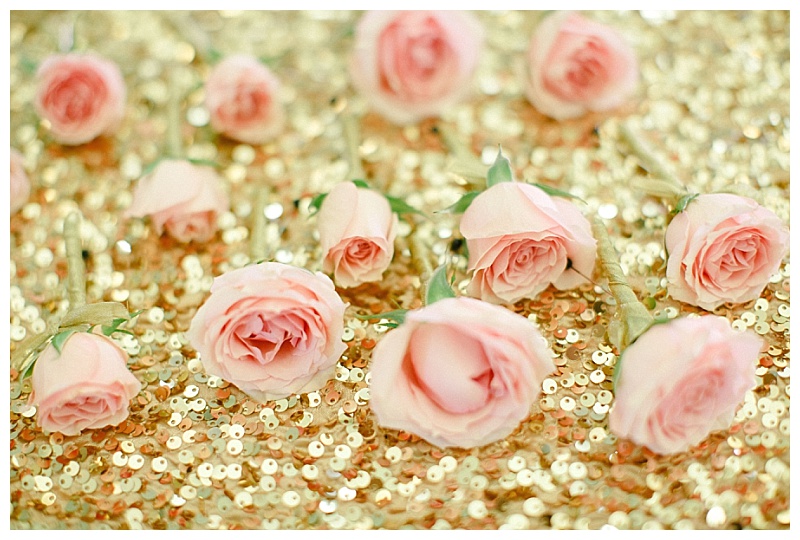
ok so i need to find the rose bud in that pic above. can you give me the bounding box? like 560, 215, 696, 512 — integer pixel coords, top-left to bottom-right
204, 54, 285, 145
34, 52, 126, 145
525, 11, 638, 120
369, 296, 555, 449
30, 332, 141, 436
349, 10, 484, 125
609, 316, 760, 455
11, 148, 31, 214
187, 262, 347, 402
665, 193, 789, 311
125, 159, 229, 244
316, 182, 398, 288
460, 181, 596, 304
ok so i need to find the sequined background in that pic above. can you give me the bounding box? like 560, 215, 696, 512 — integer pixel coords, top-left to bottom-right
9, 11, 790, 530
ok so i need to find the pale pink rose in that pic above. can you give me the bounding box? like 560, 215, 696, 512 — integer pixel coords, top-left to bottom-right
460, 182, 596, 304
665, 193, 789, 311
369, 297, 555, 448
34, 53, 126, 145
350, 10, 484, 124
317, 182, 398, 288
609, 316, 760, 455
204, 55, 284, 145
11, 148, 31, 214
125, 159, 229, 243
30, 332, 141, 436
525, 11, 638, 120
187, 262, 347, 402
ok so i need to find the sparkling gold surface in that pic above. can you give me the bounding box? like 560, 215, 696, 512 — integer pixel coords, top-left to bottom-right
9, 11, 790, 530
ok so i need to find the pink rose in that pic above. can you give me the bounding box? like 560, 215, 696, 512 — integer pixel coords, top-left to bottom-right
460, 182, 596, 304
30, 332, 141, 436
125, 159, 229, 243
369, 297, 555, 448
34, 53, 126, 145
187, 263, 347, 402
204, 55, 284, 145
316, 182, 398, 288
525, 11, 638, 120
609, 316, 760, 455
349, 10, 484, 124
665, 193, 789, 311
11, 148, 31, 214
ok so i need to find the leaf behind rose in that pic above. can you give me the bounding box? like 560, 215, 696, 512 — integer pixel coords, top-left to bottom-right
425, 265, 457, 306
529, 182, 587, 205
672, 192, 700, 214
307, 192, 328, 216
486, 147, 514, 187
354, 309, 408, 325
385, 194, 426, 219
437, 190, 481, 214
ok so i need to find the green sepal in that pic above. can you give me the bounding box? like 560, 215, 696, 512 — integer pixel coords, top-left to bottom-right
21, 360, 36, 381
206, 47, 224, 64
612, 350, 623, 393
486, 147, 514, 188
672, 192, 700, 214
308, 192, 328, 216
186, 158, 220, 169
354, 309, 408, 326
425, 265, 456, 306
351, 179, 370, 188
531, 183, 587, 205
437, 191, 481, 214
385, 195, 426, 218
141, 158, 163, 178
20, 56, 38, 75
51, 329, 78, 355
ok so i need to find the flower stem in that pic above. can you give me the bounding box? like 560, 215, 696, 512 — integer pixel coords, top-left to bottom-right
343, 112, 366, 182
64, 211, 86, 309
409, 233, 436, 302
250, 188, 269, 261
592, 217, 653, 351
165, 70, 184, 160
620, 121, 686, 199
435, 124, 487, 184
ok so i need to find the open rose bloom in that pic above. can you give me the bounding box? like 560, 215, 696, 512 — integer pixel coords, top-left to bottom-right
350, 10, 484, 124
665, 193, 789, 310
34, 53, 126, 145
30, 332, 141, 436
369, 297, 555, 448
525, 11, 638, 120
204, 55, 284, 145
317, 182, 398, 288
461, 182, 596, 304
188, 263, 347, 402
11, 148, 31, 214
125, 159, 229, 243
609, 316, 760, 455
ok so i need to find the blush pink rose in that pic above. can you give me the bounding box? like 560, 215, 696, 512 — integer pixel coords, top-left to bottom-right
349, 10, 484, 124
525, 11, 638, 120
125, 159, 229, 243
369, 297, 555, 448
665, 193, 789, 311
609, 316, 760, 455
34, 53, 126, 145
204, 55, 284, 145
460, 182, 596, 304
11, 148, 31, 214
187, 262, 347, 402
30, 332, 141, 436
317, 182, 398, 288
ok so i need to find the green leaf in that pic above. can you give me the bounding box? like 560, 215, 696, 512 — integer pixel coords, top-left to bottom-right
21, 360, 36, 380
307, 192, 328, 216
486, 147, 514, 188
385, 195, 426, 218
187, 158, 220, 169
673, 192, 700, 214
354, 309, 408, 325
206, 47, 223, 64
437, 191, 482, 214
141, 158, 163, 178
51, 329, 77, 355
530, 183, 587, 205
101, 317, 128, 337
425, 265, 456, 306
351, 179, 370, 188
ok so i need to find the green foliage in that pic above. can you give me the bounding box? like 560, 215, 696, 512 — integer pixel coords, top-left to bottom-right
425, 265, 456, 306
486, 147, 514, 187
438, 191, 481, 214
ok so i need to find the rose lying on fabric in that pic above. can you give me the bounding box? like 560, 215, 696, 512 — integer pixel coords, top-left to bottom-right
525, 11, 638, 120
609, 316, 759, 455
665, 193, 789, 311
11, 148, 31, 214
188, 263, 347, 402
349, 10, 484, 125
204, 54, 284, 145
316, 182, 398, 288
125, 159, 229, 243
34, 53, 126, 145
369, 296, 555, 448
460, 181, 596, 304
30, 332, 141, 436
